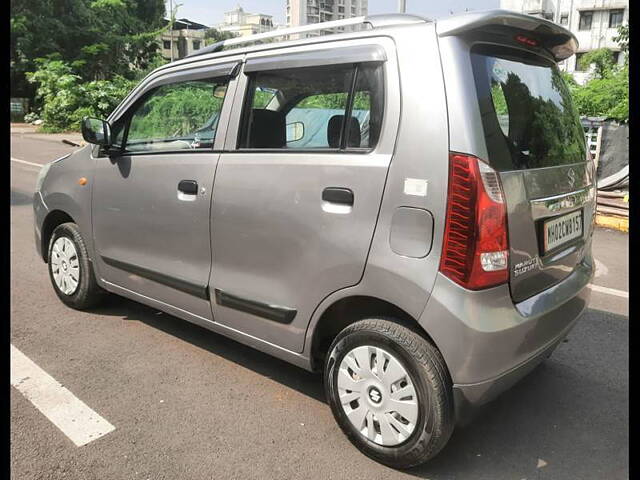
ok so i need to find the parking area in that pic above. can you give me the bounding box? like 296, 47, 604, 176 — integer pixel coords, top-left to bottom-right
11, 130, 629, 480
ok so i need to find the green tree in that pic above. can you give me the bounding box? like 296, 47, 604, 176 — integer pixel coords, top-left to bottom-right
11, 0, 94, 98
78, 0, 166, 80
204, 28, 237, 46
567, 24, 629, 122
571, 65, 628, 122
578, 48, 616, 79
614, 24, 629, 53
11, 0, 166, 97
614, 23, 629, 66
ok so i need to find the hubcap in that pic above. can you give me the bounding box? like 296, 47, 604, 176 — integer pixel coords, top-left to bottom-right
337, 345, 419, 447
50, 237, 80, 295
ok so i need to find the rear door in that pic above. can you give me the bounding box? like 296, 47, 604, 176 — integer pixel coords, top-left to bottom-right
469, 44, 595, 302
437, 18, 596, 303
209, 38, 400, 352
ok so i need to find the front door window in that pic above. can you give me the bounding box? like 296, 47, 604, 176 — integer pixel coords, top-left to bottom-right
120, 79, 228, 153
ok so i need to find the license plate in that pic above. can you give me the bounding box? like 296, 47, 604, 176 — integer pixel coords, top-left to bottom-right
543, 210, 583, 253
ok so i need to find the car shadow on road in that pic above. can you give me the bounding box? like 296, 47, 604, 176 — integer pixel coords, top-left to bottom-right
406, 307, 628, 479
91, 298, 628, 479
92, 295, 326, 403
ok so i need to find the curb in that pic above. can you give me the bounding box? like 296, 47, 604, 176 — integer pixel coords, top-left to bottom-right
15, 132, 85, 146
596, 214, 628, 233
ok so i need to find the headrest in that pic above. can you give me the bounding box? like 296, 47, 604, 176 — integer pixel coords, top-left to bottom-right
249, 109, 286, 148
327, 115, 361, 148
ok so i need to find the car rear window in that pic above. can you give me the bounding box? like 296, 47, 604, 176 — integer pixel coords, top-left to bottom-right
471, 45, 586, 171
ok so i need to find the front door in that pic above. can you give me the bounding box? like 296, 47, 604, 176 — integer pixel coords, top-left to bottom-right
209, 40, 400, 352
92, 70, 235, 320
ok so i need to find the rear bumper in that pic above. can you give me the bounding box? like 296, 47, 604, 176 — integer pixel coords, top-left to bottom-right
419, 258, 593, 423
451, 314, 577, 424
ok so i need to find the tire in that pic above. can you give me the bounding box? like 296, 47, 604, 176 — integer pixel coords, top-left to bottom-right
324, 318, 454, 469
48, 222, 104, 310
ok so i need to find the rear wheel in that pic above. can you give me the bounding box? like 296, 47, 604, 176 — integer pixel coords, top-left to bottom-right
48, 222, 104, 310
324, 318, 454, 468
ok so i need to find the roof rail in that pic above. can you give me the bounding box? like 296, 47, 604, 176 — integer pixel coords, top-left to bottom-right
186, 14, 428, 59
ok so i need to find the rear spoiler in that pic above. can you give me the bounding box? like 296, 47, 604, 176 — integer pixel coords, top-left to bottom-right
436, 9, 578, 61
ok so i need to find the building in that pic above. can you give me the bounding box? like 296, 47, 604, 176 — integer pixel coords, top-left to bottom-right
218, 5, 275, 37
500, 1, 628, 83
287, 0, 368, 33
159, 18, 209, 61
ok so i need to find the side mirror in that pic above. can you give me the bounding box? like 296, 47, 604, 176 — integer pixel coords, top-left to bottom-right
286, 121, 304, 143
81, 117, 112, 146
213, 85, 227, 99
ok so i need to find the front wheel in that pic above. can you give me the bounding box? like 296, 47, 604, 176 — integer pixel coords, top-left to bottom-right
48, 222, 105, 310
324, 318, 455, 469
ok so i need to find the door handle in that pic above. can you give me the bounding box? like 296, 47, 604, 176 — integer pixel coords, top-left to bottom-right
178, 180, 198, 195
322, 187, 354, 206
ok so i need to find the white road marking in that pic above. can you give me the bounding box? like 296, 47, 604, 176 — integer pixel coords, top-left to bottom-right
594, 258, 608, 278
11, 157, 43, 169
10, 344, 115, 447
589, 284, 628, 299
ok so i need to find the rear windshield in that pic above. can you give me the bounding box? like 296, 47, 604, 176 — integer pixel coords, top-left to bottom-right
471, 45, 586, 171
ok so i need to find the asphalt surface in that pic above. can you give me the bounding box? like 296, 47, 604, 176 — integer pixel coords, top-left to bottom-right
10, 130, 629, 480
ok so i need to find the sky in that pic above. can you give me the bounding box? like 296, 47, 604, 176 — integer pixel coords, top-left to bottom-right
165, 0, 500, 27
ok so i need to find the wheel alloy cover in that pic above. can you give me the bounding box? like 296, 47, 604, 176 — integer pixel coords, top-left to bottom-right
50, 237, 80, 296
337, 345, 419, 447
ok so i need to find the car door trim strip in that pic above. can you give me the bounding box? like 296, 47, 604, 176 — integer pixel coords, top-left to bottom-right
214, 288, 297, 324
100, 256, 209, 300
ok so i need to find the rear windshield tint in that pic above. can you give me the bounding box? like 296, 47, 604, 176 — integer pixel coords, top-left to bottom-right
471, 45, 586, 171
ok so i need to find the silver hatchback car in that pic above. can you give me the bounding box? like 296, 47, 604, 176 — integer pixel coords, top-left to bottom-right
33, 10, 595, 468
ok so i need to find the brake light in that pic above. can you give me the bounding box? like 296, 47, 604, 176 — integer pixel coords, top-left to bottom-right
439, 153, 509, 290
515, 34, 538, 47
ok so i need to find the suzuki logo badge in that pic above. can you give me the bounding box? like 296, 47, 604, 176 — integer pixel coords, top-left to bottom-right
368, 386, 382, 404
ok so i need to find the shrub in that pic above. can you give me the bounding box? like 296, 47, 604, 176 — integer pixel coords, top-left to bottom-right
26, 58, 135, 131
571, 64, 628, 122
23, 112, 39, 123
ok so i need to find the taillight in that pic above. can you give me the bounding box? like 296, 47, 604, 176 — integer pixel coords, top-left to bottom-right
439, 153, 509, 290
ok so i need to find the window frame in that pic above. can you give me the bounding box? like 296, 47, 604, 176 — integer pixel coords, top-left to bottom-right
612, 51, 621, 64
103, 63, 240, 157
578, 11, 593, 30
235, 48, 386, 155
119, 79, 226, 153
236, 62, 385, 154
574, 52, 586, 71
609, 9, 623, 28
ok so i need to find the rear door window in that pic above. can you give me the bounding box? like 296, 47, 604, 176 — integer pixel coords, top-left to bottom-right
286, 92, 349, 148
471, 45, 586, 171
239, 63, 383, 151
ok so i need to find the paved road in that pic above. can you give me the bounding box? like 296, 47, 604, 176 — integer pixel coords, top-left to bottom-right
10, 132, 629, 480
